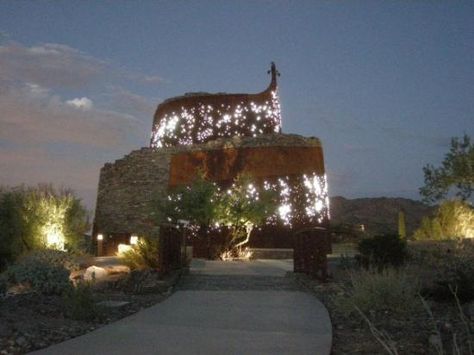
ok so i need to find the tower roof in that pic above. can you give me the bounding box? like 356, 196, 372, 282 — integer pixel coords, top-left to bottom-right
150, 63, 282, 148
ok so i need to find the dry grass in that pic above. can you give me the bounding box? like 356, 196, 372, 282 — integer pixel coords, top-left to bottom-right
333, 267, 422, 317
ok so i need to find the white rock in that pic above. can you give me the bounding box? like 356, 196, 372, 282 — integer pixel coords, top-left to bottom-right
84, 266, 108, 281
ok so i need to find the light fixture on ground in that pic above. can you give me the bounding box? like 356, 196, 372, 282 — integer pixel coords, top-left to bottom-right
130, 235, 139, 245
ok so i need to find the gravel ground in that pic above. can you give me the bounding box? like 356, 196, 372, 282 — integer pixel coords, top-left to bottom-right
0, 270, 183, 355
294, 272, 474, 354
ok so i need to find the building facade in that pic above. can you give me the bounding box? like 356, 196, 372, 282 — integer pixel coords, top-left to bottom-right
93, 64, 329, 255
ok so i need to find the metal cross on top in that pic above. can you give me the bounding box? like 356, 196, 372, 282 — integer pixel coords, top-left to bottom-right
268, 61, 281, 81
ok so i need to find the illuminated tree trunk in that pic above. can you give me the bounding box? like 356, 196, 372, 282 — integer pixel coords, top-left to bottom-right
233, 224, 253, 250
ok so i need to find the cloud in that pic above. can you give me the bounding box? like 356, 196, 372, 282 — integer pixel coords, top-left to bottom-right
102, 86, 156, 116
0, 42, 107, 89
380, 126, 451, 148
66, 97, 93, 110
0, 41, 163, 89
0, 82, 141, 148
0, 40, 162, 208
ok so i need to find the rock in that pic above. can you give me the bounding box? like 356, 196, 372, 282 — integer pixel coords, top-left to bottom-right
15, 336, 27, 346
0, 323, 11, 338
70, 270, 85, 281
104, 265, 130, 275
35, 341, 47, 349
429, 334, 442, 350
6, 283, 31, 296
84, 266, 108, 281
95, 301, 130, 309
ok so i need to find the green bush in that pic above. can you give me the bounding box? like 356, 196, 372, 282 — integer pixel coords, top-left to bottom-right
63, 282, 100, 321
0, 273, 7, 296
119, 236, 160, 270
413, 199, 474, 240
357, 234, 407, 269
7, 257, 71, 295
334, 267, 421, 316
19, 249, 81, 272
0, 185, 90, 269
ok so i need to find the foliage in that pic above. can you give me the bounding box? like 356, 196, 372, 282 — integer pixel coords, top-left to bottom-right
357, 234, 408, 269
413, 199, 474, 240
334, 267, 421, 316
398, 209, 406, 239
6, 257, 71, 295
0, 273, 6, 296
119, 236, 160, 270
215, 173, 277, 253
19, 249, 82, 272
63, 196, 90, 251
410, 240, 474, 302
420, 134, 474, 203
0, 184, 90, 269
157, 172, 277, 256
156, 171, 219, 226
424, 254, 474, 303
118, 269, 161, 294
329, 223, 366, 243
63, 281, 100, 321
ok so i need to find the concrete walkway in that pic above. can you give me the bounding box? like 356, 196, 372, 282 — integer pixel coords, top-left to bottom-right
32, 259, 332, 355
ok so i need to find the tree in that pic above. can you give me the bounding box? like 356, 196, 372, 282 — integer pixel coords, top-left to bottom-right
156, 171, 219, 227
215, 174, 277, 253
420, 134, 474, 203
157, 172, 277, 257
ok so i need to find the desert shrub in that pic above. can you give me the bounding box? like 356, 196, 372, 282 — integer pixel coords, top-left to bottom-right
0, 273, 6, 296
7, 258, 71, 295
334, 267, 421, 316
424, 254, 474, 302
119, 236, 160, 270
413, 199, 474, 240
118, 269, 161, 294
19, 249, 81, 272
409, 240, 474, 302
63, 281, 101, 321
357, 234, 407, 269
0, 185, 90, 269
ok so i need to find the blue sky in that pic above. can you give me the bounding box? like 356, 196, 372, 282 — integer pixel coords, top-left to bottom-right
0, 1, 473, 209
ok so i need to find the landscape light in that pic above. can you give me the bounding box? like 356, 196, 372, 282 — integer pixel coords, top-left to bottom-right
97, 234, 103, 241
130, 235, 139, 245
117, 244, 132, 255
44, 224, 65, 251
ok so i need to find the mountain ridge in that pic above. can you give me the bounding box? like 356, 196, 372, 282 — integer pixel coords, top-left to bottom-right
329, 196, 435, 237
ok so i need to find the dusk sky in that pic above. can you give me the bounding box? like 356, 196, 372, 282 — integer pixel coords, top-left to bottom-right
0, 1, 473, 210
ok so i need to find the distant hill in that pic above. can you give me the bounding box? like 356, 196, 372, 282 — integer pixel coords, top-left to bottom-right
329, 196, 435, 237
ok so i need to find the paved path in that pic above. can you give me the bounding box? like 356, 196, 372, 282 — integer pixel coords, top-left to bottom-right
33, 259, 332, 355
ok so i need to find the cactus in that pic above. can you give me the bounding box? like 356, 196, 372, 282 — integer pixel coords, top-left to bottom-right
398, 209, 407, 239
